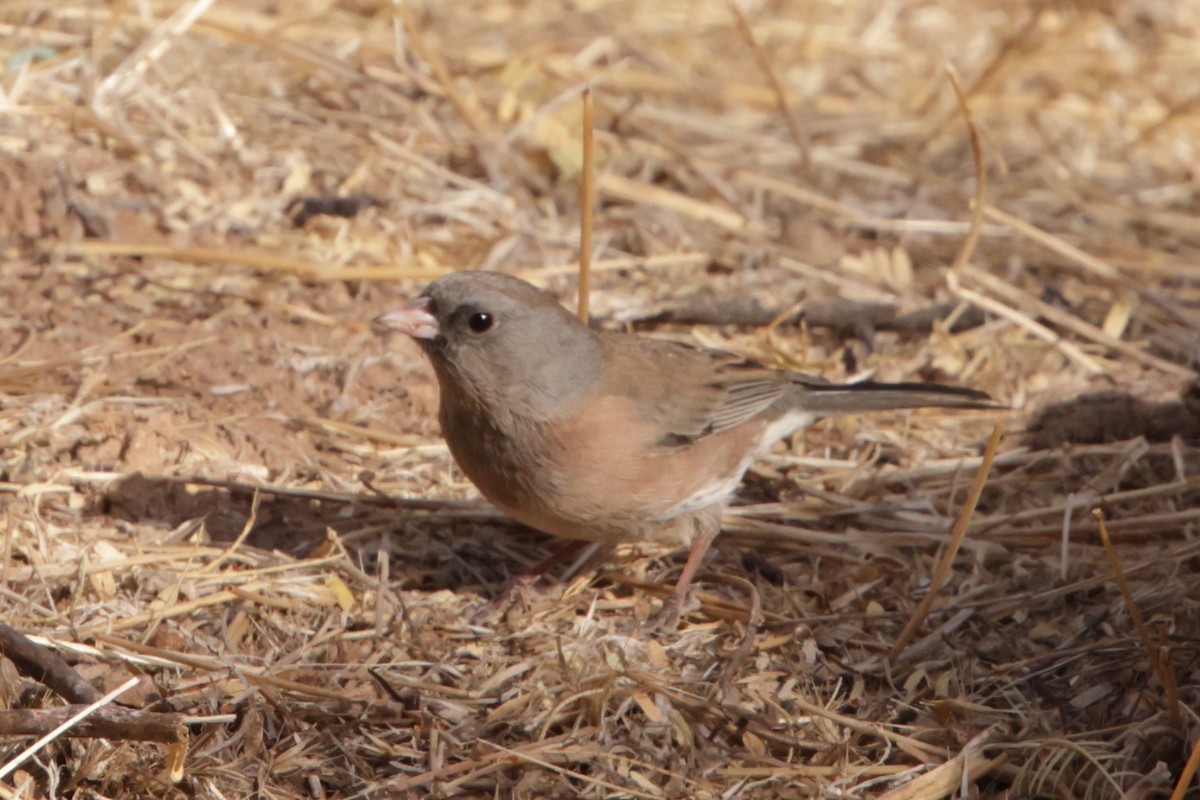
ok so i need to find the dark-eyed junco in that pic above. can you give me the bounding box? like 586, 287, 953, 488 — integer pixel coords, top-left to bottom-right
375, 270, 993, 622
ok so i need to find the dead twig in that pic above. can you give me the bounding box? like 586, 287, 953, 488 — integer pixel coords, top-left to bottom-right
0, 622, 100, 705
891, 421, 1005, 660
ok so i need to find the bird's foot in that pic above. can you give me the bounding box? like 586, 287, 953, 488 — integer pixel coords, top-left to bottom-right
642, 596, 681, 632
641, 589, 701, 632
471, 572, 554, 624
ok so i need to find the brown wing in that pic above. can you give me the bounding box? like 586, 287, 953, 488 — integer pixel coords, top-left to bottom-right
598, 333, 788, 447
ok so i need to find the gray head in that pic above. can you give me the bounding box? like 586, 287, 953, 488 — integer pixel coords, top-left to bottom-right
374, 271, 602, 420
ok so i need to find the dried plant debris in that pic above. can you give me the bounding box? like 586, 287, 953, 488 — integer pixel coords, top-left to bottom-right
2, 1, 1200, 798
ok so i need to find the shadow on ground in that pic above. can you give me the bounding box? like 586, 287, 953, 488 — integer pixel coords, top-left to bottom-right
95, 472, 558, 595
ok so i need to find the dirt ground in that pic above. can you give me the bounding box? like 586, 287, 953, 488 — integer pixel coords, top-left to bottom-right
2, 1, 1199, 798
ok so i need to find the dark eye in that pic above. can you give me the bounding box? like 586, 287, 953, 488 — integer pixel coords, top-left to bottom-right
467, 312, 495, 333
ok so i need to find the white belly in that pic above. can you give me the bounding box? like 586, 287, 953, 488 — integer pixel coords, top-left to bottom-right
650, 409, 815, 523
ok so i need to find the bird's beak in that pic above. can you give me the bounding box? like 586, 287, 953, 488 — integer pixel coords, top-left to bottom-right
373, 296, 439, 340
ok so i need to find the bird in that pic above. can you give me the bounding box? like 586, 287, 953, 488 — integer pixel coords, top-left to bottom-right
374, 270, 993, 624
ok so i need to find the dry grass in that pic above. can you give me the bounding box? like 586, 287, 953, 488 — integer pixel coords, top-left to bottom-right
2, 1, 1199, 797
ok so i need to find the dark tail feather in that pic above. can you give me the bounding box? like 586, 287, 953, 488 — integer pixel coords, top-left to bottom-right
793, 377, 998, 414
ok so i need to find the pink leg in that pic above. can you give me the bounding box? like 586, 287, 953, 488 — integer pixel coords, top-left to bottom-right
672, 524, 719, 609
487, 540, 606, 617
648, 514, 721, 630
520, 539, 594, 581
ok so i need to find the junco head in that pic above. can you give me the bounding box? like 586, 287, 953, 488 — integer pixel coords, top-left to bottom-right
376, 270, 994, 625
375, 271, 601, 423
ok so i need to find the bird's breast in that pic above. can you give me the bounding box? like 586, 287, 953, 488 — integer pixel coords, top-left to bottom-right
437, 398, 553, 513
436, 391, 814, 546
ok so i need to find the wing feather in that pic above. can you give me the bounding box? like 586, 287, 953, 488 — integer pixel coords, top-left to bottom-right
599, 334, 788, 446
